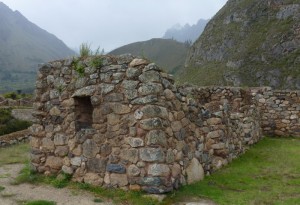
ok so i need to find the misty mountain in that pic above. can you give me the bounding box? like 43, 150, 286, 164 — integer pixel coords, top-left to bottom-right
110, 38, 189, 74
0, 2, 75, 93
163, 19, 209, 43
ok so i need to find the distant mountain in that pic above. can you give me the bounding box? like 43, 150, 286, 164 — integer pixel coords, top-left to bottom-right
163, 19, 209, 43
183, 0, 300, 89
109, 38, 189, 74
0, 2, 75, 93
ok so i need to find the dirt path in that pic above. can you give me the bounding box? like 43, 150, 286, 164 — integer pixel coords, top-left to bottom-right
0, 164, 113, 205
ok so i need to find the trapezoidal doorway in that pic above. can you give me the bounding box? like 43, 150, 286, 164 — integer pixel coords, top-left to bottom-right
74, 96, 93, 131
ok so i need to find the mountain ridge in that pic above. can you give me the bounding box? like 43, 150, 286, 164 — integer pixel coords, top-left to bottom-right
183, 0, 300, 89
109, 38, 189, 74
0, 2, 75, 93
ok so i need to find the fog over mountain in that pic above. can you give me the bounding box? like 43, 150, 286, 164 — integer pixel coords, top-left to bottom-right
0, 2, 75, 93
163, 19, 209, 43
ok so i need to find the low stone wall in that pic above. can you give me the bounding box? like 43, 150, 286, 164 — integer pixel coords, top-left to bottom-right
252, 87, 300, 137
0, 96, 33, 107
29, 55, 264, 194
11, 108, 35, 122
0, 129, 31, 147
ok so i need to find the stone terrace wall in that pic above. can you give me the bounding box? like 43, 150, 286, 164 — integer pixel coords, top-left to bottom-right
252, 87, 300, 137
30, 54, 264, 194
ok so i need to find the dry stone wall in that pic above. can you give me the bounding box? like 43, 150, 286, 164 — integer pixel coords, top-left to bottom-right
252, 87, 300, 137
30, 54, 299, 194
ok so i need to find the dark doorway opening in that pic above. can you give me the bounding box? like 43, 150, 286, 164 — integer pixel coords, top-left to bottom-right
74, 97, 93, 131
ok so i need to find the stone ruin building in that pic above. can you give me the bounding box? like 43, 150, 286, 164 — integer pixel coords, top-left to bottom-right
30, 54, 300, 194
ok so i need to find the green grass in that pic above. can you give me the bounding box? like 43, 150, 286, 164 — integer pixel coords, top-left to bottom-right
0, 143, 30, 166
0, 186, 5, 191
24, 200, 56, 205
162, 137, 300, 205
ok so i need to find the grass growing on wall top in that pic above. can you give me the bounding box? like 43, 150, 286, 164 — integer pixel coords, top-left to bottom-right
162, 137, 300, 205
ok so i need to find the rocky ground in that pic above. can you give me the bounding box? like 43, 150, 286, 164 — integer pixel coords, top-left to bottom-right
0, 164, 217, 205
0, 164, 113, 205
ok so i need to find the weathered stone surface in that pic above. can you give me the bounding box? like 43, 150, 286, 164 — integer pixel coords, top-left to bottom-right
87, 158, 107, 173
71, 157, 82, 166
186, 158, 204, 184
141, 105, 168, 119
82, 139, 99, 158
139, 70, 161, 83
49, 106, 61, 116
55, 146, 69, 157
127, 137, 144, 148
54, 133, 68, 146
128, 164, 140, 177
138, 83, 163, 96
120, 149, 139, 163
207, 130, 224, 139
148, 164, 170, 177
45, 156, 63, 170
131, 95, 158, 104
84, 173, 103, 186
121, 80, 139, 89
171, 121, 182, 132
104, 93, 124, 102
99, 83, 114, 94
140, 148, 165, 162
106, 164, 126, 174
110, 173, 128, 187
146, 130, 167, 147
62, 165, 73, 174
207, 118, 222, 125
140, 118, 163, 130
110, 103, 131, 114
41, 138, 54, 150
139, 177, 162, 186
129, 58, 149, 67
72, 85, 97, 97
107, 113, 120, 125
126, 67, 142, 79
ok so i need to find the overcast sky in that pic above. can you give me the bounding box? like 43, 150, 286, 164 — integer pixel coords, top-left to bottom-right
1, 0, 227, 52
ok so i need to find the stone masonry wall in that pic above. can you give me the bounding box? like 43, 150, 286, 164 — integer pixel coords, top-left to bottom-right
252, 87, 300, 137
30, 54, 299, 194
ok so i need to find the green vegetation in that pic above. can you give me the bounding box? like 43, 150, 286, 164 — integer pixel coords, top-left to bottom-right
110, 38, 188, 75
0, 186, 5, 192
24, 200, 56, 205
93, 198, 103, 203
3, 92, 32, 100
72, 43, 104, 76
0, 108, 32, 136
79, 43, 93, 58
0, 143, 30, 166
162, 137, 300, 205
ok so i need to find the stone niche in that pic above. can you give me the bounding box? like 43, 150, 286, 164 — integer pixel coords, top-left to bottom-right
30, 54, 264, 194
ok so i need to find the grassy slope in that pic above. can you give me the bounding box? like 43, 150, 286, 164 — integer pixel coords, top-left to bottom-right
0, 143, 29, 166
182, 0, 300, 88
109, 38, 188, 74
163, 137, 300, 205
